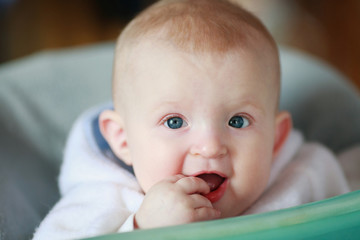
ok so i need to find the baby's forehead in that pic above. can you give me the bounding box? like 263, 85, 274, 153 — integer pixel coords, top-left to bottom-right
116, 51, 279, 121
114, 45, 280, 118
124, 34, 279, 77
124, 40, 278, 93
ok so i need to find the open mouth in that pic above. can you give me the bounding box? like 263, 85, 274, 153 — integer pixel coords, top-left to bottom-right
196, 173, 225, 192
195, 173, 227, 203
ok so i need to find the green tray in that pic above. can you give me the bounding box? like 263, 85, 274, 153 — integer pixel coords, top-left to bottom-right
86, 190, 360, 240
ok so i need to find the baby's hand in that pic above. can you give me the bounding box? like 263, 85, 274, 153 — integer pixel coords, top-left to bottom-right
134, 174, 221, 229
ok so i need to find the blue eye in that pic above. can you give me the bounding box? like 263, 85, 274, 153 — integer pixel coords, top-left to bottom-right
228, 116, 249, 128
165, 117, 185, 129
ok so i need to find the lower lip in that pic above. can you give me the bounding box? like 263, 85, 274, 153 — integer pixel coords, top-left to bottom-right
203, 179, 228, 203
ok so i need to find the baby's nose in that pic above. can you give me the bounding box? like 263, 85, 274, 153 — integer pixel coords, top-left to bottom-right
189, 133, 228, 159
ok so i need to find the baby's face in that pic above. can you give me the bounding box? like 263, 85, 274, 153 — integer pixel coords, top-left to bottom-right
118, 41, 281, 217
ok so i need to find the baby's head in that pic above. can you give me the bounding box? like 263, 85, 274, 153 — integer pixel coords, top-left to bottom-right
100, 0, 292, 217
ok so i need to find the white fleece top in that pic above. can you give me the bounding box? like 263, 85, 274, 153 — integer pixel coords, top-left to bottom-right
33, 106, 350, 240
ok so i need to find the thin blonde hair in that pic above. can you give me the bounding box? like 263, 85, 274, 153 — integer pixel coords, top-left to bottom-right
116, 0, 276, 53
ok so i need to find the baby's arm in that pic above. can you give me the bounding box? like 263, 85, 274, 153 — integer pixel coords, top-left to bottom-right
135, 174, 221, 229
33, 182, 142, 239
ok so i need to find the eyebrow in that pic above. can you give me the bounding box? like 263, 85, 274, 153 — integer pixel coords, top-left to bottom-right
227, 99, 266, 116
149, 98, 266, 117
148, 100, 182, 114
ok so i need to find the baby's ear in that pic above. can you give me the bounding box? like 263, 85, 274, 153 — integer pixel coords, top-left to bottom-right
273, 111, 292, 158
99, 110, 132, 166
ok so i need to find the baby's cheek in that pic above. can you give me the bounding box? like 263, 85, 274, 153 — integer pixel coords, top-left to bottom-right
135, 142, 186, 192
135, 162, 179, 193
238, 154, 272, 190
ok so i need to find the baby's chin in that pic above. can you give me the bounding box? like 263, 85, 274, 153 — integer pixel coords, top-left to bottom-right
212, 193, 258, 218
215, 204, 248, 219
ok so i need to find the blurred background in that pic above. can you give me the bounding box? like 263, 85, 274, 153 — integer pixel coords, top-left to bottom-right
0, 0, 359, 90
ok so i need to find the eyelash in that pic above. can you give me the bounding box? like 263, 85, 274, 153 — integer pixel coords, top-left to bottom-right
235, 113, 254, 124
160, 114, 187, 125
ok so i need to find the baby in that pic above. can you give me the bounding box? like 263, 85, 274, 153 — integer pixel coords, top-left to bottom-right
101, 0, 290, 228
33, 0, 349, 239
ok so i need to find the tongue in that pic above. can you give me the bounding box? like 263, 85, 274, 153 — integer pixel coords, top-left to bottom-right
197, 173, 224, 192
